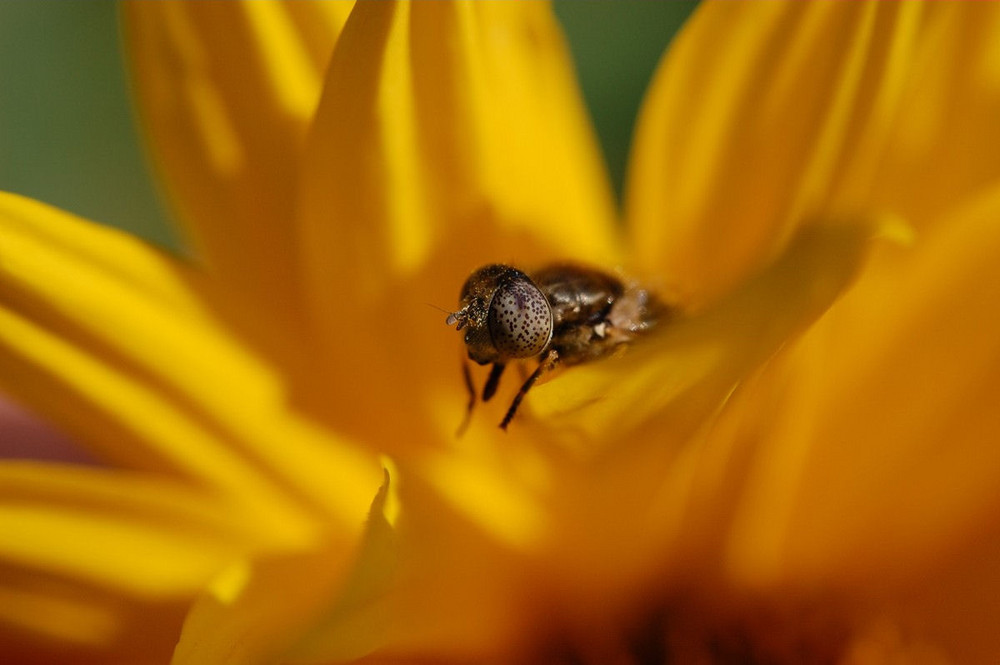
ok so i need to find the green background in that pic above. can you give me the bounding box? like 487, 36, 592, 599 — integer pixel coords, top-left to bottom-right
0, 1, 697, 251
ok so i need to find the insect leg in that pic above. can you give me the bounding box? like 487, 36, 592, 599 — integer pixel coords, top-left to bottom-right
482, 363, 506, 402
455, 359, 477, 437
499, 349, 559, 430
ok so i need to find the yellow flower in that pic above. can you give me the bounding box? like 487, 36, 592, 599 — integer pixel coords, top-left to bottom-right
3, 1, 1000, 664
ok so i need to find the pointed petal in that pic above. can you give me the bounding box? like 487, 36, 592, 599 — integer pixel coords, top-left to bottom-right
300, 1, 617, 307
295, 0, 617, 450
724, 185, 1000, 591
170, 554, 339, 665
0, 462, 253, 663
0, 193, 382, 529
627, 2, 923, 305
172, 471, 397, 665
122, 1, 354, 356
289, 464, 527, 662
172, 464, 531, 665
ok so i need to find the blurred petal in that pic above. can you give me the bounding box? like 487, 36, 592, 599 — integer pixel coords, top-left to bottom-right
869, 4, 1000, 231
0, 462, 255, 664
0, 462, 255, 597
296, 464, 530, 662
627, 2, 922, 304
724, 184, 1000, 591
170, 551, 351, 665
529, 221, 880, 449
122, 1, 354, 357
295, 0, 617, 450
0, 193, 381, 531
300, 0, 616, 313
173, 471, 398, 665
173, 462, 537, 665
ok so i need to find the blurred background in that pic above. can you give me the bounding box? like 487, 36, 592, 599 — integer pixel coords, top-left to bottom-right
0, 1, 697, 250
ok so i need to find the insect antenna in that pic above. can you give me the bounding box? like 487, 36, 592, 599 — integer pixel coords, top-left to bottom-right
427, 302, 467, 329
425, 302, 452, 314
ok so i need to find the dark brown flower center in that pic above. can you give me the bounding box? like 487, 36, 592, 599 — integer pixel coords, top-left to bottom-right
522, 600, 849, 665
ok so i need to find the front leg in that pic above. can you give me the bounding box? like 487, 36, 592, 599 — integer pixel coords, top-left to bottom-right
455, 359, 477, 437
499, 349, 559, 430
482, 362, 506, 402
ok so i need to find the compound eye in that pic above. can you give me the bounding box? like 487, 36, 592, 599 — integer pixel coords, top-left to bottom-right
487, 277, 553, 359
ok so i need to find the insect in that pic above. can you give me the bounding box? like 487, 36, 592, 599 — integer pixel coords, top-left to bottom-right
446, 263, 667, 431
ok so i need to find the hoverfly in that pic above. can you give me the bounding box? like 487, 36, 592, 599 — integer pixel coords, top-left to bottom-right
446, 263, 666, 431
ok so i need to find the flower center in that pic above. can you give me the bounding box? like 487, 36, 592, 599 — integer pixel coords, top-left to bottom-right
521, 602, 849, 665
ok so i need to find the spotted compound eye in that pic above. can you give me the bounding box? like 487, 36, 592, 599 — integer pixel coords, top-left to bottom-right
487, 277, 553, 359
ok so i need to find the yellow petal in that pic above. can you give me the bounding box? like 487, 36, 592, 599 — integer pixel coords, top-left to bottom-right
0, 193, 381, 532
0, 462, 252, 663
299, 1, 617, 307
0, 462, 255, 597
867, 4, 1000, 232
122, 1, 354, 358
725, 184, 1000, 591
627, 1, 923, 305
295, 0, 618, 451
529, 221, 879, 449
172, 471, 397, 665
298, 463, 531, 661
170, 551, 351, 665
